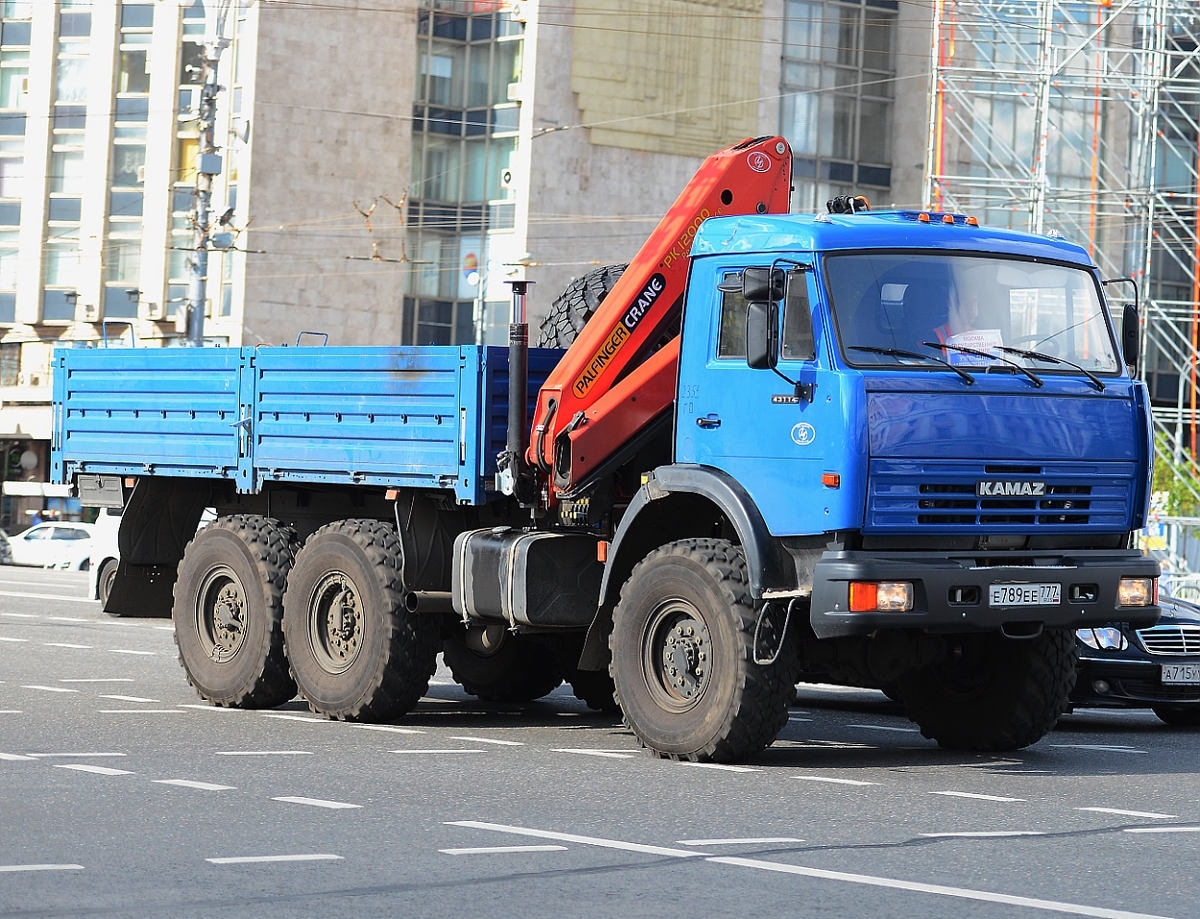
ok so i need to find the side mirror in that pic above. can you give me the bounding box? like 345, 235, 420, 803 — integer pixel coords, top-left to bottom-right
742, 267, 785, 302
1122, 303, 1140, 373
746, 300, 778, 370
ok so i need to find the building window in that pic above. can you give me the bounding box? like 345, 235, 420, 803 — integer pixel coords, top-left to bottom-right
780, 0, 897, 211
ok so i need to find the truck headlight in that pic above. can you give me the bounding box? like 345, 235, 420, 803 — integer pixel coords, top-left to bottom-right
849, 581, 914, 612
1117, 577, 1157, 608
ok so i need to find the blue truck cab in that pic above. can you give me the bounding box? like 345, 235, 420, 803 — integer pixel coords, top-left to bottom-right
52, 208, 1160, 764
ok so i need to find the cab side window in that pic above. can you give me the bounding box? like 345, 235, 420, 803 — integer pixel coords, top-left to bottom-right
716, 274, 749, 360
782, 271, 816, 361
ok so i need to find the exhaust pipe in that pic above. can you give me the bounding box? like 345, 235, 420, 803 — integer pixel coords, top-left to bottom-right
498, 280, 535, 504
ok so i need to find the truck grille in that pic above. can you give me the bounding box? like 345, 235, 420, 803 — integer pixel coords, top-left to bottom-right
865, 460, 1136, 534
1135, 624, 1200, 656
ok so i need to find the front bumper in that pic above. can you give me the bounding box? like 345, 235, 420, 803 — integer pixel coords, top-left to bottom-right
1072, 653, 1200, 706
810, 548, 1160, 639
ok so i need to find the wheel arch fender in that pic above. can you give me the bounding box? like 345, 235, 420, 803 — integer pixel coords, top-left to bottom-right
578, 464, 794, 670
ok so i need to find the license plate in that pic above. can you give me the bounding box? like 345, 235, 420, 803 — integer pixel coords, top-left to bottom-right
1162, 664, 1200, 685
989, 583, 1061, 607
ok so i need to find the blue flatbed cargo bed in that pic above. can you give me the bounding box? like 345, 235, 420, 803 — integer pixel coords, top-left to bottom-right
51, 345, 562, 505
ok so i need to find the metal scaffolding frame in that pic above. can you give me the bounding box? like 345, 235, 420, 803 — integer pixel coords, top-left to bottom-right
924, 0, 1200, 571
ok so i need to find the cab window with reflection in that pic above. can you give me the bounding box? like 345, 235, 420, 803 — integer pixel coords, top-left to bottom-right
716, 273, 748, 359
782, 271, 816, 361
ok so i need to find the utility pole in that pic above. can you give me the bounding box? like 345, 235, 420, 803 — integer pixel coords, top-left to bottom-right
186, 0, 235, 347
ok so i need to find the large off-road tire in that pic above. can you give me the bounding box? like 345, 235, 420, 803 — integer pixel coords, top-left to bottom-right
283, 518, 439, 721
535, 264, 626, 348
898, 629, 1077, 751
442, 631, 563, 702
609, 538, 796, 762
172, 515, 297, 708
1152, 703, 1200, 727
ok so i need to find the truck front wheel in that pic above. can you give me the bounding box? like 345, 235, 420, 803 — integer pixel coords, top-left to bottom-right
609, 538, 795, 762
898, 629, 1077, 751
172, 515, 297, 708
283, 519, 439, 721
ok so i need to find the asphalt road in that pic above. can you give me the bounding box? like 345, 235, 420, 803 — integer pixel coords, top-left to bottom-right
1, 566, 1199, 919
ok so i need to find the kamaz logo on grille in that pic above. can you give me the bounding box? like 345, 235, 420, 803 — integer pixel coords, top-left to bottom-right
977, 480, 1046, 497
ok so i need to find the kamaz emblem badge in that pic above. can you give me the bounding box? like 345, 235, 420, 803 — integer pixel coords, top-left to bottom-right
976, 481, 1047, 497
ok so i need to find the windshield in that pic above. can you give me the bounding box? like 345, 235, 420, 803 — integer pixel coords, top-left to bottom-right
825, 252, 1120, 374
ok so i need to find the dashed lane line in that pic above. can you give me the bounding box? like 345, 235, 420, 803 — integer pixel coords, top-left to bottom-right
260, 714, 330, 723
847, 724, 921, 733
48, 617, 90, 623
21, 685, 78, 693
677, 838, 804, 846
921, 832, 1047, 838
53, 764, 134, 776
98, 709, 185, 714
207, 854, 342, 865
440, 846, 567, 856
449, 736, 524, 746
684, 763, 759, 773
0, 711, 21, 715
0, 591, 94, 604
1123, 827, 1200, 834
388, 749, 485, 755
552, 749, 636, 759
1077, 807, 1176, 820
272, 796, 361, 810
154, 780, 236, 791
108, 649, 156, 656
354, 725, 424, 734
931, 791, 1025, 803
448, 822, 1180, 919
0, 612, 38, 618
178, 704, 246, 712
0, 864, 85, 873
215, 751, 313, 756
98, 695, 159, 703
0, 637, 29, 643
45, 643, 92, 649
0, 753, 36, 761
60, 678, 134, 683
794, 775, 878, 786
1052, 745, 1148, 755
27, 753, 125, 758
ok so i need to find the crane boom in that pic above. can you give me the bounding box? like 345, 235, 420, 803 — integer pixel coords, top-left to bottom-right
528, 136, 794, 495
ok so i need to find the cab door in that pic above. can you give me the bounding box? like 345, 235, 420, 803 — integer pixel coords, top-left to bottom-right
677, 262, 847, 536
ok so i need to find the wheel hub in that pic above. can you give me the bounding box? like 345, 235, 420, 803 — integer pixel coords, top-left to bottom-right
644, 601, 711, 709
309, 573, 364, 674
196, 567, 247, 663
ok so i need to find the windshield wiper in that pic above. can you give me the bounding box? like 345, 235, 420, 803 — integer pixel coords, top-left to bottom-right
920, 342, 1043, 389
994, 345, 1105, 392
849, 346, 975, 385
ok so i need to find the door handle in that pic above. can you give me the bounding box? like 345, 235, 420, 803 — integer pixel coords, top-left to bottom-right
696, 414, 721, 429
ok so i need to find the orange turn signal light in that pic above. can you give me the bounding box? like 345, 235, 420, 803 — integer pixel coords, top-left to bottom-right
849, 582, 878, 612
966, 216, 979, 226
917, 212, 931, 223
822, 472, 840, 488
385, 488, 399, 500
597, 540, 609, 562
943, 214, 955, 224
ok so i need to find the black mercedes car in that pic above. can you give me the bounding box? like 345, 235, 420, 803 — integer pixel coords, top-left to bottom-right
1072, 592, 1200, 726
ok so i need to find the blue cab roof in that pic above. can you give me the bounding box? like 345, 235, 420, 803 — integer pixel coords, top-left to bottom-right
690, 211, 1095, 267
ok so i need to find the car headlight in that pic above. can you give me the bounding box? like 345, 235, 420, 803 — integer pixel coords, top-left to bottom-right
1118, 577, 1157, 607
1076, 627, 1128, 651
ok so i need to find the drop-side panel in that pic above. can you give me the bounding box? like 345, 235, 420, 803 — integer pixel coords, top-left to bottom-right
52, 348, 242, 483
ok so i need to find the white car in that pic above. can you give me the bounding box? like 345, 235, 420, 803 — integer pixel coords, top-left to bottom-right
8, 522, 95, 570
88, 507, 122, 604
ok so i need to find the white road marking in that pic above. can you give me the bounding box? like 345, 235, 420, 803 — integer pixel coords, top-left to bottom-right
684, 762, 759, 773
0, 753, 36, 761
0, 591, 94, 604
98, 709, 185, 714
788, 716, 814, 722
60, 678, 134, 683
0, 612, 38, 618
1076, 807, 1176, 819
272, 796, 361, 810
152, 626, 174, 631
389, 749, 485, 755
0, 637, 28, 642
215, 751, 313, 756
260, 714, 329, 723
931, 791, 1025, 803
28, 753, 125, 758
22, 685, 78, 693
54, 764, 134, 776
678, 837, 803, 846
45, 643, 92, 649
848, 724, 920, 733
552, 749, 635, 759
1123, 826, 1200, 834
708, 855, 1177, 919
440, 846, 567, 855
1051, 744, 1147, 755
922, 831, 1046, 838
446, 821, 700, 858
0, 864, 85, 873
48, 617, 90, 623
354, 725, 425, 735
154, 780, 236, 791
794, 775, 878, 786
179, 704, 245, 712
207, 854, 342, 865
449, 736, 524, 746
99, 695, 159, 703
108, 649, 155, 656
0, 711, 21, 714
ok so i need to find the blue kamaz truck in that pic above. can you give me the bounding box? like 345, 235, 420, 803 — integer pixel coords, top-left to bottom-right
53, 138, 1160, 763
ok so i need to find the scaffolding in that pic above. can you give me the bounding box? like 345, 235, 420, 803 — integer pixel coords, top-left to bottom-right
924, 0, 1200, 572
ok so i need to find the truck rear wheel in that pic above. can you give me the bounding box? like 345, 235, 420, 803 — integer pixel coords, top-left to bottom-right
172, 515, 297, 708
897, 629, 1077, 751
609, 538, 795, 761
535, 264, 626, 348
283, 519, 439, 721
442, 629, 563, 702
